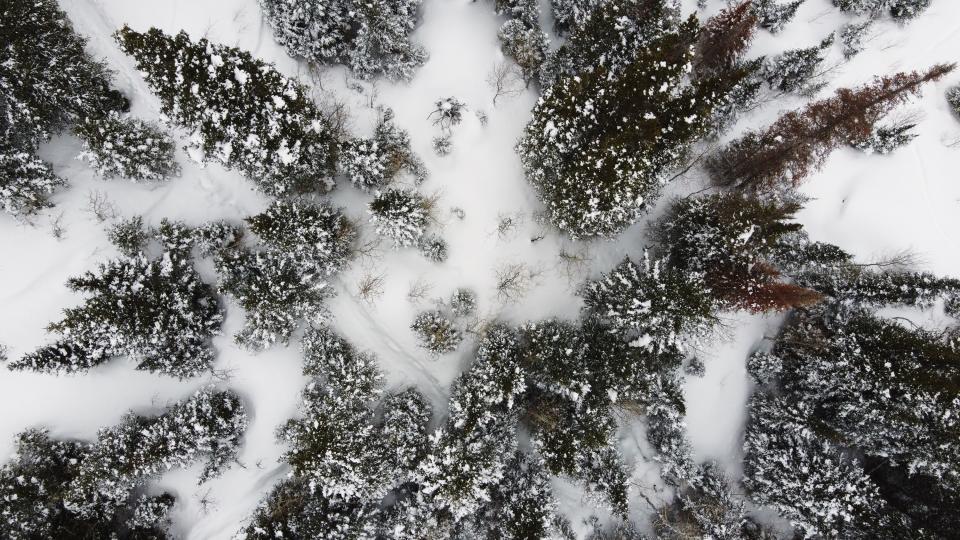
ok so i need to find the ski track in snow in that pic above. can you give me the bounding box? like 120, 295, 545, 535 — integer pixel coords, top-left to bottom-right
1, 0, 960, 538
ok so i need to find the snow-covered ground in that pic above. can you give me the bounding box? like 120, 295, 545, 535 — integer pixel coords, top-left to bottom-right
1, 0, 959, 537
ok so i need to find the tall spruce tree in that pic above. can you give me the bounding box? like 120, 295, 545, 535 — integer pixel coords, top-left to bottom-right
115, 26, 339, 195
519, 1, 746, 238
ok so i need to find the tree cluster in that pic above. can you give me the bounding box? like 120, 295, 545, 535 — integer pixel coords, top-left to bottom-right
340, 108, 425, 192
494, 0, 549, 83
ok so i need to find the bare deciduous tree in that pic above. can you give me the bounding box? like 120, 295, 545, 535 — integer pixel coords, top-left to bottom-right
487, 61, 524, 105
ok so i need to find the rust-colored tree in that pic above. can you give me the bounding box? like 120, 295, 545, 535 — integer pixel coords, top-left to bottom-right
706, 64, 955, 191
696, 0, 757, 75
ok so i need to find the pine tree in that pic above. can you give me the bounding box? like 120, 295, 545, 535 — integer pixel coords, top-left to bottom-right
368, 188, 430, 248
417, 234, 448, 263
519, 4, 740, 238
450, 288, 477, 317
706, 64, 954, 191
548, 0, 603, 34
947, 85, 960, 118
834, 0, 887, 14
411, 310, 462, 354
216, 200, 355, 349
340, 108, 425, 191
851, 120, 917, 154
888, 0, 931, 19
75, 112, 179, 181
0, 430, 173, 539
258, 0, 427, 81
773, 308, 960, 489
763, 34, 834, 95
653, 194, 822, 312
10, 234, 223, 378
115, 26, 338, 196
695, 0, 758, 77
797, 265, 960, 312
752, 0, 805, 33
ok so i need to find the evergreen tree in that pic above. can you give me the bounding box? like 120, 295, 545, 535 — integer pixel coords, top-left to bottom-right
947, 85, 960, 118
258, 0, 427, 81
653, 194, 822, 312
840, 20, 873, 58
743, 394, 897, 538
1, 389, 246, 539
752, 0, 805, 33
694, 0, 758, 78
75, 112, 179, 181
582, 254, 716, 347
340, 108, 425, 191
518, 2, 744, 238
706, 65, 954, 191
215, 200, 355, 349
888, 0, 932, 19
0, 430, 172, 539
115, 26, 338, 195
456, 451, 570, 539
417, 234, 448, 263
548, 0, 603, 34
368, 188, 430, 248
10, 234, 223, 378
773, 308, 960, 489
654, 462, 747, 539
851, 120, 917, 154
0, 0, 129, 217
0, 150, 64, 217
411, 310, 462, 354
66, 389, 247, 517
450, 288, 477, 318
797, 265, 960, 313
763, 34, 834, 95
411, 325, 526, 527
495, 0, 551, 85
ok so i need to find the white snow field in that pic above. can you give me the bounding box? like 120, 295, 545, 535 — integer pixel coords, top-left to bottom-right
1, 0, 959, 537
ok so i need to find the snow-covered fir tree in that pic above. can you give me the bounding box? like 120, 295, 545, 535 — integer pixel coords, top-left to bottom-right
65, 388, 247, 517
549, 0, 603, 34
836, 0, 932, 19
840, 20, 873, 58
763, 34, 834, 95
340, 108, 425, 191
744, 395, 897, 537
495, 0, 550, 83
582, 254, 716, 347
0, 389, 246, 539
417, 234, 448, 263
411, 310, 462, 354
752, 0, 805, 33
851, 120, 917, 154
0, 430, 172, 539
796, 264, 960, 313
75, 111, 179, 181
368, 188, 430, 248
450, 288, 477, 317
0, 0, 129, 217
654, 462, 748, 539
115, 26, 339, 195
258, 0, 427, 80
947, 85, 960, 118
518, 1, 744, 238
9, 231, 223, 378
216, 200, 355, 349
